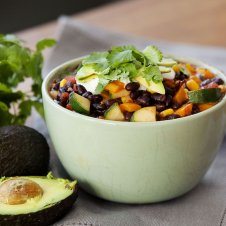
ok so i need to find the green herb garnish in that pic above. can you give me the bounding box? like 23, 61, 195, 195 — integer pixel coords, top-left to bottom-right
76, 45, 164, 93
0, 34, 56, 126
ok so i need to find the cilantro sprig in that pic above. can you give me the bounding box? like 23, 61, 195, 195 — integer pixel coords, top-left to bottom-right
77, 45, 164, 93
0, 34, 56, 126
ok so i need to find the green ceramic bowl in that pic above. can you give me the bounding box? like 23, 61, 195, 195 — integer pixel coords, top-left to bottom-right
42, 56, 226, 204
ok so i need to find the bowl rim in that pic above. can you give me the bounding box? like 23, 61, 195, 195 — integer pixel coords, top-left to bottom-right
42, 55, 226, 127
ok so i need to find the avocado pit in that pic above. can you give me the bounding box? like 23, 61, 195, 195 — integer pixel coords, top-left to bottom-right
0, 178, 43, 205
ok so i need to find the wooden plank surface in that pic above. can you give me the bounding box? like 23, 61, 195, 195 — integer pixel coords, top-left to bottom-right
17, 0, 226, 48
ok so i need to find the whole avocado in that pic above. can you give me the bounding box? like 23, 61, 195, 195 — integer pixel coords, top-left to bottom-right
0, 125, 50, 177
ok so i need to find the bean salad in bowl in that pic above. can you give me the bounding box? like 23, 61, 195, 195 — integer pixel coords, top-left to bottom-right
49, 45, 226, 122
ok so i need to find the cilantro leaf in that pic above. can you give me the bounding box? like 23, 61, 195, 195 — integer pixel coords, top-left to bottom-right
108, 49, 134, 68
143, 45, 163, 65
142, 66, 163, 83
36, 39, 56, 52
0, 34, 55, 126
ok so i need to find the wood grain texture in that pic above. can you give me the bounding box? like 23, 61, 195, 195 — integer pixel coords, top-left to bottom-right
17, 0, 226, 47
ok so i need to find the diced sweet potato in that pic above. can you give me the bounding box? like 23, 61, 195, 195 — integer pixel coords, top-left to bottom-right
175, 103, 193, 117
186, 64, 196, 75
197, 68, 215, 79
121, 96, 133, 103
104, 81, 125, 94
186, 79, 199, 91
101, 91, 110, 100
173, 84, 188, 105
198, 103, 215, 112
120, 103, 141, 112
190, 75, 201, 84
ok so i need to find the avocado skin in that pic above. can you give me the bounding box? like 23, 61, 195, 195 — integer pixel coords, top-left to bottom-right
0, 125, 50, 177
0, 186, 78, 226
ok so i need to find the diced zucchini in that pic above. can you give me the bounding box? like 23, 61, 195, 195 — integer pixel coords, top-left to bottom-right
104, 103, 124, 121
131, 107, 156, 122
69, 92, 90, 115
110, 89, 130, 99
158, 58, 177, 67
188, 88, 222, 104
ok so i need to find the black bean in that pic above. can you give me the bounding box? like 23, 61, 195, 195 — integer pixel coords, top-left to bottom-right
151, 94, 166, 103
130, 90, 143, 100
200, 79, 212, 87
165, 95, 172, 107
77, 85, 87, 95
105, 99, 117, 108
124, 112, 133, 121
156, 103, 166, 112
211, 77, 224, 85
164, 114, 181, 120
53, 82, 60, 90
125, 82, 140, 91
66, 81, 73, 88
83, 91, 93, 100
91, 94, 103, 103
136, 95, 151, 107
171, 102, 180, 110
165, 87, 175, 96
192, 104, 200, 114
92, 103, 106, 111
175, 72, 188, 81
59, 87, 66, 93
60, 92, 69, 106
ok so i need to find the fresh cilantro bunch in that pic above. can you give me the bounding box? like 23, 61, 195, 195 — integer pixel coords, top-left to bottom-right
0, 34, 56, 126
77, 45, 163, 93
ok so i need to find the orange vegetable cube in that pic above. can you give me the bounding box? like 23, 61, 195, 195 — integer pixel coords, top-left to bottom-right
198, 103, 215, 112
159, 108, 174, 118
121, 96, 133, 103
173, 84, 188, 105
104, 81, 125, 94
186, 64, 196, 75
120, 103, 141, 112
197, 68, 215, 79
101, 91, 110, 100
190, 75, 201, 84
172, 64, 181, 73
186, 79, 199, 91
175, 103, 193, 117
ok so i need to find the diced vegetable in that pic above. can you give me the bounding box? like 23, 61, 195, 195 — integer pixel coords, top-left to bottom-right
175, 103, 193, 117
120, 103, 141, 112
131, 107, 156, 122
186, 79, 199, 91
188, 88, 222, 103
60, 79, 67, 87
197, 68, 215, 79
186, 64, 196, 75
173, 84, 188, 105
104, 103, 124, 121
104, 81, 124, 94
69, 93, 90, 115
172, 64, 181, 73
110, 89, 130, 99
198, 103, 215, 112
101, 91, 110, 100
121, 96, 133, 103
190, 75, 201, 84
159, 108, 174, 118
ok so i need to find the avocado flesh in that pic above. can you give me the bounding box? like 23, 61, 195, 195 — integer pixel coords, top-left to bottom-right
0, 174, 77, 218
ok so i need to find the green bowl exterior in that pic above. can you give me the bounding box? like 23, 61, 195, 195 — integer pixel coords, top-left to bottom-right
42, 57, 226, 204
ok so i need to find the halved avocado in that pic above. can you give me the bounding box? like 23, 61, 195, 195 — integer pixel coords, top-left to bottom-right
0, 173, 78, 226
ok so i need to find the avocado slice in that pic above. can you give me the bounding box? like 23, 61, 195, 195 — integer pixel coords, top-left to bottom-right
135, 76, 165, 94
0, 173, 78, 226
0, 126, 49, 177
